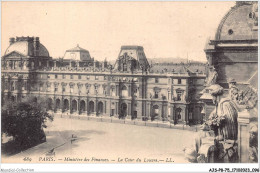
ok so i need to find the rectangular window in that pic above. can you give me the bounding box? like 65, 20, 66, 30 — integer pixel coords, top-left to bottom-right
154, 92, 159, 98
95, 76, 99, 80
55, 87, 58, 92
155, 78, 159, 83
111, 109, 115, 116
47, 75, 50, 79
86, 75, 90, 80
40, 84, 43, 91
178, 79, 182, 84
111, 88, 116, 96
177, 91, 182, 101
70, 75, 73, 79
11, 81, 14, 91
62, 87, 66, 92
123, 63, 127, 71
78, 75, 81, 79
55, 74, 58, 79
63, 74, 65, 79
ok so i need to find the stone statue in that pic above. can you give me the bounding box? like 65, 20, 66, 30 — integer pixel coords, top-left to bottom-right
206, 66, 218, 86
207, 84, 238, 140
185, 82, 239, 163
216, 97, 238, 140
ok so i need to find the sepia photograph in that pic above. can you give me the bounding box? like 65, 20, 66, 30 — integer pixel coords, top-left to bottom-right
0, 0, 259, 172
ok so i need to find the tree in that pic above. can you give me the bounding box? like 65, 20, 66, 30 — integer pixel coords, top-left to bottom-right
1, 97, 53, 150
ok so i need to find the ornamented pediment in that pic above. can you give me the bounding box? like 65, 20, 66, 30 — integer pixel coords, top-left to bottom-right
119, 52, 134, 62
176, 88, 185, 91
61, 82, 67, 86
46, 82, 52, 87
102, 83, 107, 88
85, 83, 91, 88
110, 85, 115, 89
69, 82, 75, 87
153, 87, 161, 92
3, 51, 27, 59
54, 82, 59, 87
77, 82, 83, 88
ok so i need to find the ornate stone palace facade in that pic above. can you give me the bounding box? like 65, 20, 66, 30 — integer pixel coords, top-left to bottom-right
1, 37, 206, 124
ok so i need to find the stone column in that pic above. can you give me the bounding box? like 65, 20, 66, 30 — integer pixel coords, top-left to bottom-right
185, 107, 188, 124
78, 98, 80, 115
128, 84, 131, 97
86, 97, 89, 115
238, 109, 250, 163
94, 99, 97, 116
147, 102, 150, 120
115, 102, 118, 116
128, 102, 131, 118
70, 97, 72, 114
61, 97, 64, 113
161, 104, 164, 120
116, 85, 119, 96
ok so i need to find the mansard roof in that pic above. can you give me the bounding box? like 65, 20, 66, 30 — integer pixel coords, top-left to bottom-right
4, 37, 49, 57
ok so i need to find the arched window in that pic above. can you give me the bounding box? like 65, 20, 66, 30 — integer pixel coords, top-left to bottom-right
89, 101, 94, 113
154, 91, 159, 98
63, 99, 69, 111
47, 98, 53, 111
56, 99, 61, 110
97, 102, 104, 114
80, 100, 86, 114
72, 100, 77, 112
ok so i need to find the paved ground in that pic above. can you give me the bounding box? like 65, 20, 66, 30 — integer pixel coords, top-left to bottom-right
2, 117, 196, 163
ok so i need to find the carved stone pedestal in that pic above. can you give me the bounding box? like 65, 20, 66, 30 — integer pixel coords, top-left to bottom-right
237, 109, 250, 163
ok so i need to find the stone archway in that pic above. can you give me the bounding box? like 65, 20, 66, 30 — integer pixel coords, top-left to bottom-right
89, 101, 94, 113
63, 99, 69, 112
79, 100, 86, 114
97, 101, 104, 115
47, 98, 53, 111
55, 98, 61, 112
72, 100, 77, 113
119, 103, 127, 119
151, 105, 159, 121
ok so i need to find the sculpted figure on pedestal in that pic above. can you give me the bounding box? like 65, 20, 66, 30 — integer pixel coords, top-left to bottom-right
205, 66, 218, 87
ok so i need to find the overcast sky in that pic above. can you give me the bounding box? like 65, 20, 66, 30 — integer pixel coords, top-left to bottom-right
2, 1, 235, 62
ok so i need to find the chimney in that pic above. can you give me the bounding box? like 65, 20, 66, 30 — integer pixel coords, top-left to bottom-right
33, 37, 40, 56
9, 37, 15, 45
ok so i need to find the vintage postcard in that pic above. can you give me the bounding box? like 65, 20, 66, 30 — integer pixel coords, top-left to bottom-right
1, 0, 259, 172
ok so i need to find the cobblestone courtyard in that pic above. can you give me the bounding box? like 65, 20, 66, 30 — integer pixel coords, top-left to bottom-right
3, 116, 196, 163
